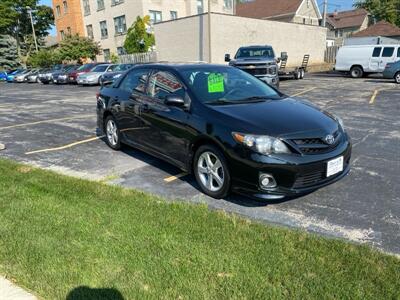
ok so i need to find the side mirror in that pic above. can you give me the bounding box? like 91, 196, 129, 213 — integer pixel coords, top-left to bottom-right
165, 95, 185, 107
280, 52, 288, 61
224, 54, 231, 62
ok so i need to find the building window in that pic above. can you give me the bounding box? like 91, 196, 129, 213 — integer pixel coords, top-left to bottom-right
117, 47, 126, 55
303, 18, 306, 24
67, 27, 71, 35
170, 11, 178, 20
224, 0, 232, 9
103, 49, 111, 62
86, 24, 94, 39
83, 0, 90, 16
100, 21, 108, 39
111, 0, 124, 6
97, 0, 105, 10
149, 10, 162, 24
63, 1, 68, 14
197, 0, 204, 14
60, 30, 65, 40
56, 5, 61, 17
114, 15, 127, 35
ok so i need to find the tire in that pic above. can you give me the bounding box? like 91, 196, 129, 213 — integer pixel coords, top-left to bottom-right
104, 115, 121, 150
350, 66, 363, 78
193, 145, 231, 199
294, 69, 300, 80
300, 69, 305, 79
395, 72, 400, 84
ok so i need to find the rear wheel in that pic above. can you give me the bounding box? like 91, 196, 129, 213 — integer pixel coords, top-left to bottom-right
300, 69, 305, 79
104, 116, 121, 150
294, 69, 301, 80
194, 145, 231, 199
395, 72, 400, 84
350, 66, 363, 78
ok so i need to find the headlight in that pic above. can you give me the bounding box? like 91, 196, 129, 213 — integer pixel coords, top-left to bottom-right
333, 115, 345, 131
232, 132, 291, 155
60, 75, 67, 79
113, 73, 122, 79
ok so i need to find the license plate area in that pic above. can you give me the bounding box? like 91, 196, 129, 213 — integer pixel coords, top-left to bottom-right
326, 156, 344, 177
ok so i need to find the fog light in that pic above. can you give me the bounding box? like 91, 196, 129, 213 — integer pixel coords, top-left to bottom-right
259, 174, 277, 190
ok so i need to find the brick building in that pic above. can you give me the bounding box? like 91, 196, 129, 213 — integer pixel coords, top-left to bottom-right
52, 0, 85, 41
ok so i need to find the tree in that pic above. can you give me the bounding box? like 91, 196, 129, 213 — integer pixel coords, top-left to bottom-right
124, 16, 155, 54
0, 1, 54, 65
354, 0, 400, 27
26, 48, 61, 68
57, 34, 101, 63
0, 35, 19, 69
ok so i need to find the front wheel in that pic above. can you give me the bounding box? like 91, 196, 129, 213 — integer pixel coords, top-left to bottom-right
194, 145, 231, 199
350, 66, 363, 78
104, 116, 121, 150
395, 72, 400, 84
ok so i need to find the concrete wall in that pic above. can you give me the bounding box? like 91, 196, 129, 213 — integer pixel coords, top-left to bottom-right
155, 13, 328, 67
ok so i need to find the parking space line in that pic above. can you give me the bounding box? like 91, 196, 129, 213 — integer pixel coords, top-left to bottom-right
164, 172, 187, 183
369, 89, 380, 105
0, 114, 94, 130
25, 136, 104, 155
290, 87, 317, 97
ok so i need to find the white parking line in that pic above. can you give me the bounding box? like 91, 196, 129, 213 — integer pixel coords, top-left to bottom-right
290, 87, 317, 97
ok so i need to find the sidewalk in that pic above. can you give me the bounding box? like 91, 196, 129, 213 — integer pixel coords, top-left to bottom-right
0, 277, 37, 300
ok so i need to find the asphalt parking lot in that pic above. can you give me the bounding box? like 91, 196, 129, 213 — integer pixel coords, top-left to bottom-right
0, 75, 399, 254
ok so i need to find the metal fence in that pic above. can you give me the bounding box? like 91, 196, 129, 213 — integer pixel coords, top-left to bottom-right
324, 46, 339, 63
118, 52, 158, 64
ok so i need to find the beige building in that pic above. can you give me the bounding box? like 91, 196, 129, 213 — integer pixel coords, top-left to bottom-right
236, 0, 321, 26
81, 0, 234, 61
154, 13, 327, 67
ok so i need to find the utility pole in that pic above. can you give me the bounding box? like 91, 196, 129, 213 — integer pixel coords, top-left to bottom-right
26, 6, 38, 52
208, 0, 212, 63
322, 0, 328, 27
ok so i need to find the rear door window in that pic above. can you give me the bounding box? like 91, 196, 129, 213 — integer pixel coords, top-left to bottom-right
372, 47, 382, 57
382, 47, 395, 57
397, 47, 400, 57
119, 69, 149, 93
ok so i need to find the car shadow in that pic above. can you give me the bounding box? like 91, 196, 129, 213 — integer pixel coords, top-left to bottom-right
95, 137, 305, 208
66, 286, 124, 300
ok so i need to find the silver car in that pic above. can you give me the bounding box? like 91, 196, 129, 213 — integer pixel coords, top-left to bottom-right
77, 64, 114, 86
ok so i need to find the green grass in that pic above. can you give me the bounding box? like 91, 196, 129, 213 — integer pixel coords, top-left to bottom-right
0, 159, 399, 300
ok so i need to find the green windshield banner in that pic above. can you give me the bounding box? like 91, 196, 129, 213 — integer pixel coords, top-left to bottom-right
208, 73, 224, 93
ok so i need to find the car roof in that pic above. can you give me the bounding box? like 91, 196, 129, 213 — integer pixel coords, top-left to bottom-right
239, 45, 273, 48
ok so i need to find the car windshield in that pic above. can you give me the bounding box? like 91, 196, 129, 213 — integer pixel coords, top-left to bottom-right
180, 66, 282, 104
235, 47, 275, 59
91, 65, 109, 72
77, 64, 95, 71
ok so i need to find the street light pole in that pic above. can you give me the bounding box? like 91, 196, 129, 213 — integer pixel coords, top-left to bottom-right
322, 0, 328, 27
208, 0, 212, 63
26, 6, 39, 52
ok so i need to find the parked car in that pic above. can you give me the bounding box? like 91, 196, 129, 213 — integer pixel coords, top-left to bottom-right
97, 63, 351, 200
225, 45, 280, 88
100, 63, 135, 86
53, 65, 80, 84
77, 64, 114, 86
14, 69, 33, 82
6, 69, 25, 82
38, 69, 54, 84
68, 63, 103, 84
335, 44, 400, 78
26, 69, 43, 83
0, 70, 7, 81
383, 59, 400, 84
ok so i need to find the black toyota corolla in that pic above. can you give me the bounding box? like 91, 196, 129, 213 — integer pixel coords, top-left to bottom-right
97, 63, 351, 200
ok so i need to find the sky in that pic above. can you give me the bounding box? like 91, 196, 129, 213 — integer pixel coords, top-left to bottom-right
39, 0, 357, 36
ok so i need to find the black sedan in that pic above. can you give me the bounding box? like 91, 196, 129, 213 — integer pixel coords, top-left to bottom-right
96, 63, 351, 200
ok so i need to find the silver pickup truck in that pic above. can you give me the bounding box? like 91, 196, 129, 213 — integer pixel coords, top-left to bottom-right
225, 45, 286, 89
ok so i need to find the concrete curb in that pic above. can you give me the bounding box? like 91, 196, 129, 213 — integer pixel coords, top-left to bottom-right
0, 277, 37, 300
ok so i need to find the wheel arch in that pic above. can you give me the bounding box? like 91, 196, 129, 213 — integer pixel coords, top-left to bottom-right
350, 65, 364, 71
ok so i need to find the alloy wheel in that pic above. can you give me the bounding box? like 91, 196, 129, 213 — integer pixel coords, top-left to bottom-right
395, 73, 400, 84
197, 151, 225, 192
106, 119, 118, 146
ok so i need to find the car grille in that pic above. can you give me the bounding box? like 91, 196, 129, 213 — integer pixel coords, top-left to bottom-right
237, 64, 277, 76
292, 170, 325, 188
290, 131, 341, 155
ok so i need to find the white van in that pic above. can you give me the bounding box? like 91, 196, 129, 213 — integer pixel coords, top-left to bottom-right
335, 44, 400, 78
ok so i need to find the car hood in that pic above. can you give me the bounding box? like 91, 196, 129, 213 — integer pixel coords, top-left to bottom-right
208, 97, 339, 137
80, 72, 102, 78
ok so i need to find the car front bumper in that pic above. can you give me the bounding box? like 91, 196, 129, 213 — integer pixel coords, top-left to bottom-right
228, 137, 352, 200
257, 75, 280, 88
77, 77, 99, 85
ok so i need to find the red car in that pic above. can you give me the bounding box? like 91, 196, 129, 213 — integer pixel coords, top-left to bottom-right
67, 63, 103, 84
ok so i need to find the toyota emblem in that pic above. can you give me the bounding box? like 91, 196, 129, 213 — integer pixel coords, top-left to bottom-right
324, 134, 335, 145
